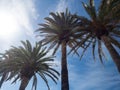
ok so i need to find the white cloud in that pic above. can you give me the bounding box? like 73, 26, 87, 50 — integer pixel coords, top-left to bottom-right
68, 59, 120, 90
0, 0, 38, 36
11, 0, 38, 36
56, 0, 68, 12
0, 0, 38, 52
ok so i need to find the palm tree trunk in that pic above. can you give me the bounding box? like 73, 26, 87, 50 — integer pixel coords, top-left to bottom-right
61, 41, 69, 90
101, 35, 120, 72
19, 76, 29, 90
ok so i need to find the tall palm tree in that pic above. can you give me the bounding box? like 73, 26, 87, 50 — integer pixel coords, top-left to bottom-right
0, 40, 59, 90
36, 9, 82, 90
74, 0, 120, 71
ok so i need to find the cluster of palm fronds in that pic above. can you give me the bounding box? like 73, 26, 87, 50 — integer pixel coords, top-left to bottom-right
0, 40, 59, 90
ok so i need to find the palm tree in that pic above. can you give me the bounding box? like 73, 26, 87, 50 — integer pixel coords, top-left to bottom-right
73, 0, 120, 71
36, 9, 82, 90
0, 40, 59, 90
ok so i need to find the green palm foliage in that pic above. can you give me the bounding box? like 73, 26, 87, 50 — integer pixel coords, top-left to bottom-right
36, 9, 81, 90
37, 9, 82, 54
74, 0, 120, 71
0, 40, 59, 90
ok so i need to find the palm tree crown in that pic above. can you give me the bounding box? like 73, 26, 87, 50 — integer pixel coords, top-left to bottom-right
37, 9, 82, 55
0, 40, 59, 90
36, 9, 82, 90
74, 0, 120, 71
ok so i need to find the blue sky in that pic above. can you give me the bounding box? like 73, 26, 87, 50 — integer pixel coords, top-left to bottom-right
0, 0, 120, 90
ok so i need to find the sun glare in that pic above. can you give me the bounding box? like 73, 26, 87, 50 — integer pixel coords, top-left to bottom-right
0, 11, 18, 39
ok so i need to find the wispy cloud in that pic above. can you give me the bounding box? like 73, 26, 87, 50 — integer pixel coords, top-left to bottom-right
11, 0, 38, 36
68, 58, 120, 90
55, 0, 68, 12
0, 0, 38, 37
0, 0, 38, 52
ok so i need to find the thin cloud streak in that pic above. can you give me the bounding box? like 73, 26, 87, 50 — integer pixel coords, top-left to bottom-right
11, 0, 38, 37
0, 0, 37, 37
68, 59, 120, 90
0, 0, 38, 52
56, 0, 68, 12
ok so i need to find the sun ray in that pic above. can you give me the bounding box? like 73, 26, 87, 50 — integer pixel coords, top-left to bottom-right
0, 10, 19, 39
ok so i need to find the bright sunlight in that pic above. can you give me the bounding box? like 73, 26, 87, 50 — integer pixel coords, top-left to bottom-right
0, 10, 18, 39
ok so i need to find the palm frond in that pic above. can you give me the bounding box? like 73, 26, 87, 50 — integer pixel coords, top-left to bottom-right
98, 40, 104, 64
92, 38, 96, 61
32, 74, 37, 90
0, 40, 59, 90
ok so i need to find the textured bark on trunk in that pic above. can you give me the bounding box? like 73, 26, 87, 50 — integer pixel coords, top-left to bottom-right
101, 35, 120, 72
61, 41, 69, 90
19, 77, 29, 90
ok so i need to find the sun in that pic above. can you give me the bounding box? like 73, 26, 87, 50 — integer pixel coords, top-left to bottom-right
0, 11, 18, 39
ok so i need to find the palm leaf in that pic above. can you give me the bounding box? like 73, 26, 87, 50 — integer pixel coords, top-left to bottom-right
32, 74, 37, 90
98, 40, 104, 64
92, 38, 96, 61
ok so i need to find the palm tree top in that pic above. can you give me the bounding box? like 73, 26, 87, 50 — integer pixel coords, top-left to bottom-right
36, 9, 84, 55
82, 0, 120, 22
0, 40, 60, 90
80, 0, 120, 47
72, 0, 120, 62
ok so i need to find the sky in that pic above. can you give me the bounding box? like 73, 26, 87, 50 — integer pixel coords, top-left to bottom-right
0, 0, 120, 90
